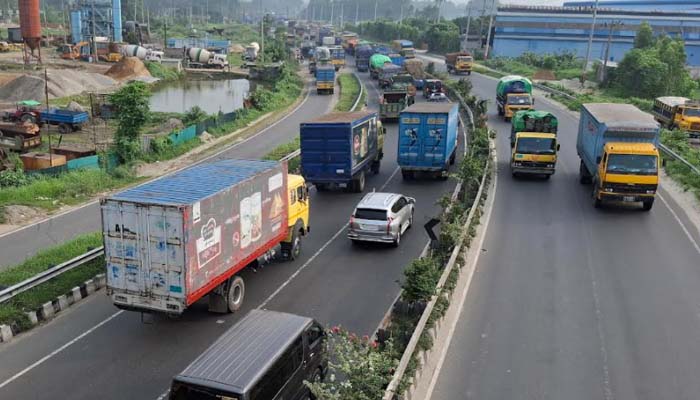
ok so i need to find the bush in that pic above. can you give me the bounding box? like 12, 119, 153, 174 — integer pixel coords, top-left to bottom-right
182, 106, 208, 126
401, 257, 441, 303
0, 169, 31, 188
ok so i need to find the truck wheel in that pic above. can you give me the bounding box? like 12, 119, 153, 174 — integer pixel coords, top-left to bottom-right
449, 151, 456, 165
642, 199, 654, 211
282, 229, 302, 260
315, 183, 328, 192
58, 123, 70, 134
371, 160, 381, 175
226, 276, 245, 313
21, 114, 36, 124
592, 184, 602, 209
353, 171, 365, 193
401, 170, 413, 180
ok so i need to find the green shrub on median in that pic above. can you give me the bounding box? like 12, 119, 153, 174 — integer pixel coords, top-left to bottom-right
0, 232, 104, 331
335, 74, 361, 112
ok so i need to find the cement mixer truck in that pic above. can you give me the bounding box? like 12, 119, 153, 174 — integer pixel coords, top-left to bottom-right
122, 45, 163, 63
245, 42, 260, 61
186, 47, 229, 69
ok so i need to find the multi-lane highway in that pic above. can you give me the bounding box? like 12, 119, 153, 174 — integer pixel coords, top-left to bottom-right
0, 61, 465, 399
421, 56, 700, 400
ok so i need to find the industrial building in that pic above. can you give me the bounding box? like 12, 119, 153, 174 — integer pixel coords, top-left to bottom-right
563, 1, 700, 12
70, 0, 123, 44
492, 5, 700, 66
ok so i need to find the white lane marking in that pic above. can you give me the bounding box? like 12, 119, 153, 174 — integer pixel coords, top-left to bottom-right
0, 310, 124, 390
156, 389, 170, 400
659, 193, 700, 256
424, 153, 498, 400
0, 86, 313, 240
258, 166, 401, 310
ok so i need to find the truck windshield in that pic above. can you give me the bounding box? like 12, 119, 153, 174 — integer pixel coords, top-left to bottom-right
516, 137, 556, 155
606, 154, 657, 175
507, 95, 531, 105
683, 108, 700, 117
457, 57, 473, 62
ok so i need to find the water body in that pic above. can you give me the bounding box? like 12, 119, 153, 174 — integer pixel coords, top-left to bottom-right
149, 79, 250, 114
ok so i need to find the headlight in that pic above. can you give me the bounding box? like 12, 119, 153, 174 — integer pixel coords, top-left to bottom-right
547, 164, 554, 168
604, 187, 614, 193
646, 190, 656, 194
513, 162, 522, 167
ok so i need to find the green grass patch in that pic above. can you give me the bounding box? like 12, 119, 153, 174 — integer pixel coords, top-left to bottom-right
263, 137, 301, 172
0, 232, 104, 330
335, 74, 362, 112
145, 61, 184, 81
0, 169, 139, 213
661, 129, 700, 201
141, 137, 202, 163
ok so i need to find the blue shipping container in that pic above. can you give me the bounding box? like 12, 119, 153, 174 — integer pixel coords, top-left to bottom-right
398, 103, 459, 175
300, 111, 380, 186
577, 103, 660, 175
315, 66, 336, 82
389, 54, 405, 66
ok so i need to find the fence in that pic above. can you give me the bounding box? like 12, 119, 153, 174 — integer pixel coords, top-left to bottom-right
142, 110, 239, 152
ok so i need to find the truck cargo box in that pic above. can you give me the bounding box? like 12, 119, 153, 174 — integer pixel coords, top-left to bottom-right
398, 103, 459, 174
101, 159, 289, 314
300, 111, 379, 185
577, 103, 659, 175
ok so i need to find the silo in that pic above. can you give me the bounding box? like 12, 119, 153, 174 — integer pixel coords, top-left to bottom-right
71, 10, 82, 44
112, 0, 122, 42
18, 0, 41, 49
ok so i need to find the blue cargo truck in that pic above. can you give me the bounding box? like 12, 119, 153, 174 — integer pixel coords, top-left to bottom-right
355, 45, 373, 72
398, 103, 459, 180
315, 64, 336, 95
300, 111, 385, 192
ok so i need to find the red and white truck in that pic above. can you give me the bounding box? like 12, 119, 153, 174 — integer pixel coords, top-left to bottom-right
100, 159, 310, 315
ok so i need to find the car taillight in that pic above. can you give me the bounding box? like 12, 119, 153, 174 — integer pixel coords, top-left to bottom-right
386, 217, 393, 233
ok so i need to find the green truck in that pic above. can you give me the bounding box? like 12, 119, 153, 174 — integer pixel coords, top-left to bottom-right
370, 54, 392, 80
379, 83, 412, 121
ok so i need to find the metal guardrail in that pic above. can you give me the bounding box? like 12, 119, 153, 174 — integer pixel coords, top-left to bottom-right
659, 143, 700, 175
0, 247, 105, 305
351, 72, 365, 112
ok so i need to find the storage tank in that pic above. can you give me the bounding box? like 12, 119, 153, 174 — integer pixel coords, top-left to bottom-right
70, 11, 82, 44
123, 44, 148, 59
112, 0, 123, 43
187, 47, 213, 63
19, 0, 41, 49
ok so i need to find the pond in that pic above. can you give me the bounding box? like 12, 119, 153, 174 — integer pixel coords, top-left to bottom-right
149, 79, 251, 114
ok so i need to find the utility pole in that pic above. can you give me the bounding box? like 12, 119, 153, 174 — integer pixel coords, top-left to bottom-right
91, 0, 97, 63
399, 2, 404, 25
355, 1, 359, 25
464, 1, 472, 52
601, 20, 623, 82
582, 0, 600, 84
340, 2, 344, 28
330, 1, 334, 26
44, 68, 52, 165
374, 0, 378, 21
483, 0, 496, 59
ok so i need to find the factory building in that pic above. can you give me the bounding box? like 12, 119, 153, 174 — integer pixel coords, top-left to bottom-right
492, 5, 700, 66
563, 1, 700, 12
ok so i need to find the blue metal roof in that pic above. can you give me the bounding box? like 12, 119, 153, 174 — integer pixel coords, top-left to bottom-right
109, 159, 279, 206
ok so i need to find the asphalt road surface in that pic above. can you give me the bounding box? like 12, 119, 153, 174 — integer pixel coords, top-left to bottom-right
0, 60, 465, 400
422, 56, 700, 400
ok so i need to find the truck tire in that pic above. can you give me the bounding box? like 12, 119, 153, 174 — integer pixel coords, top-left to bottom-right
282, 224, 303, 260
371, 159, 381, 175
592, 184, 602, 209
401, 170, 413, 180
449, 151, 456, 165
58, 123, 70, 134
352, 171, 365, 193
315, 183, 328, 192
642, 198, 654, 211
226, 276, 245, 313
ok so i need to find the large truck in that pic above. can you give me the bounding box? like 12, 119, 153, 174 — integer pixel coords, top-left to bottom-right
101, 159, 310, 314
300, 111, 385, 192
392, 39, 415, 59
330, 46, 346, 71
379, 64, 403, 89
398, 103, 459, 180
510, 110, 559, 178
380, 85, 411, 121
315, 64, 336, 95
651, 96, 700, 139
496, 75, 534, 120
355, 44, 373, 72
445, 52, 473, 75
577, 103, 660, 211
186, 47, 229, 69
370, 54, 392, 80
3, 100, 89, 133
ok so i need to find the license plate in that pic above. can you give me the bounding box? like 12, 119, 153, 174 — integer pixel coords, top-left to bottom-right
360, 224, 378, 231
623, 196, 636, 202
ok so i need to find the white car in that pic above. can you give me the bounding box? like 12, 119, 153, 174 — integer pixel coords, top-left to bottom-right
348, 192, 415, 247
428, 92, 449, 102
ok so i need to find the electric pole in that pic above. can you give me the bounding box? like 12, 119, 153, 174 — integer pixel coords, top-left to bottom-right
355, 1, 359, 25
464, 1, 472, 52
374, 0, 378, 21
582, 0, 600, 84
601, 20, 623, 82
330, 1, 334, 26
484, 0, 496, 59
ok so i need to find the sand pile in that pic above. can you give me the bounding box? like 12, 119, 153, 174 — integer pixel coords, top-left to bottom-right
230, 44, 245, 53
0, 70, 118, 102
105, 56, 152, 81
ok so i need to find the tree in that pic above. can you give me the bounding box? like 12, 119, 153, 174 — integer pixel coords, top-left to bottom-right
634, 21, 654, 49
305, 327, 398, 400
109, 82, 151, 163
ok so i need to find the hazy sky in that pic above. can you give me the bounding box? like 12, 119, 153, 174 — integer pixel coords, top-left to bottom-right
455, 0, 565, 4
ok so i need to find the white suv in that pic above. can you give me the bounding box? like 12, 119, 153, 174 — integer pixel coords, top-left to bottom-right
348, 192, 415, 247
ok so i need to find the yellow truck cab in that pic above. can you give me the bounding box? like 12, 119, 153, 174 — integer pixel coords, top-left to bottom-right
284, 174, 310, 259
445, 52, 474, 75
652, 96, 700, 139
510, 110, 559, 178
577, 103, 660, 211
497, 76, 534, 121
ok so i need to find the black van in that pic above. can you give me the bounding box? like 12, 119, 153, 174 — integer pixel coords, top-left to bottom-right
170, 310, 327, 400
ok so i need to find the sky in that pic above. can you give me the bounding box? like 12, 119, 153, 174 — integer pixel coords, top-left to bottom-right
454, 0, 564, 4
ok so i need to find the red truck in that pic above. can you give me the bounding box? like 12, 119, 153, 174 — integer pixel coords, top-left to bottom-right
101, 159, 310, 315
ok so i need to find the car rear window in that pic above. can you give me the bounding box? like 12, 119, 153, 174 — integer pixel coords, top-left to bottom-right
354, 208, 387, 220
170, 382, 240, 400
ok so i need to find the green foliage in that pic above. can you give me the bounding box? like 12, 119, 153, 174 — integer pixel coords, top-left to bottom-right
634, 21, 655, 49
661, 129, 700, 200
354, 18, 459, 54
110, 82, 151, 163
335, 74, 362, 112
262, 137, 301, 172
142, 137, 202, 163
305, 327, 398, 400
401, 257, 441, 303
0, 232, 104, 330
0, 169, 31, 188
145, 61, 183, 81
182, 106, 208, 126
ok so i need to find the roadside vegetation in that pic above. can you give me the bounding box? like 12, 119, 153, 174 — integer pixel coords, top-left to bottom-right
335, 73, 362, 112
0, 232, 104, 331
145, 61, 184, 81
660, 130, 700, 200
263, 137, 301, 172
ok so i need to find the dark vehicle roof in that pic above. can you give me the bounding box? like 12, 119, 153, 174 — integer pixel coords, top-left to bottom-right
403, 103, 455, 113
174, 310, 313, 394
308, 110, 375, 123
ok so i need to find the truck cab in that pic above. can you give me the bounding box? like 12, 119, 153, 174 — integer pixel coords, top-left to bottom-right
504, 93, 534, 119
283, 174, 310, 260
652, 97, 700, 138
211, 53, 229, 68
511, 132, 559, 177
592, 143, 659, 210
674, 103, 700, 136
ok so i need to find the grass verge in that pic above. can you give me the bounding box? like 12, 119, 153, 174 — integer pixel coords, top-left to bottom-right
263, 137, 301, 172
141, 137, 202, 163
0, 232, 104, 331
335, 73, 361, 112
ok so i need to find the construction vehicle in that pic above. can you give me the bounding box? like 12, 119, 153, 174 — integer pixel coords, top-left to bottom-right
60, 41, 89, 60
186, 47, 229, 69
510, 110, 559, 178
578, 103, 660, 211
0, 121, 41, 151
496, 75, 534, 120
445, 52, 473, 75
652, 96, 700, 139
3, 100, 89, 133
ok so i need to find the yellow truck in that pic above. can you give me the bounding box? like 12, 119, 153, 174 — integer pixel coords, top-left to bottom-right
496, 76, 534, 120
510, 110, 559, 178
577, 103, 660, 211
651, 96, 700, 139
445, 52, 473, 75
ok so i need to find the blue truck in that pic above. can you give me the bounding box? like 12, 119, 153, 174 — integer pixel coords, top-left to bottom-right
355, 45, 373, 72
398, 103, 460, 180
4, 100, 89, 134
300, 111, 385, 192
315, 64, 336, 95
